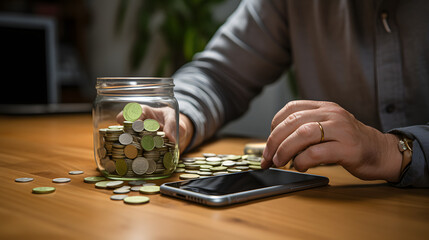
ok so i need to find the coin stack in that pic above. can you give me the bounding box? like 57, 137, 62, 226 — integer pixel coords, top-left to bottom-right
176, 153, 263, 179
96, 103, 177, 179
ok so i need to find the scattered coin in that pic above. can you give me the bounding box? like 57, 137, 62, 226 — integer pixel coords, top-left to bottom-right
179, 174, 200, 180
249, 165, 262, 170
235, 166, 250, 170
128, 180, 146, 186
110, 194, 129, 200
15, 177, 34, 183
84, 176, 106, 183
95, 181, 112, 189
197, 171, 212, 176
124, 196, 150, 204
199, 165, 212, 169
210, 166, 227, 172
52, 178, 71, 183
139, 185, 160, 194
213, 171, 229, 176
206, 157, 222, 162
32, 187, 56, 194
131, 186, 143, 192
69, 170, 84, 175
113, 188, 131, 194
222, 161, 236, 167
106, 181, 124, 189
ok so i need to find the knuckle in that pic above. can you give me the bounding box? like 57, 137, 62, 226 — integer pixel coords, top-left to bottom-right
285, 112, 300, 125
285, 101, 298, 111
295, 123, 314, 138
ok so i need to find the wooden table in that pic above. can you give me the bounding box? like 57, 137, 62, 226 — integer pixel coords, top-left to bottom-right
0, 114, 428, 240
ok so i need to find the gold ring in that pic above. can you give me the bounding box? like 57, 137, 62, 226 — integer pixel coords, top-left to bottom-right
317, 122, 324, 143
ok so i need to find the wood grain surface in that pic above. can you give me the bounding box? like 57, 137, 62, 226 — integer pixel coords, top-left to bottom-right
0, 114, 428, 240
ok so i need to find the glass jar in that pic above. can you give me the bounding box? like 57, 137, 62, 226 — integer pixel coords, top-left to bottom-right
93, 77, 179, 180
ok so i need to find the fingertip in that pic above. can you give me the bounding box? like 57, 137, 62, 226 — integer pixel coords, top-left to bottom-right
261, 157, 272, 169
272, 153, 280, 167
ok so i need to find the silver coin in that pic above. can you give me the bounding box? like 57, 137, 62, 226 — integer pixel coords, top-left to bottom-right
119, 133, 133, 145
132, 157, 149, 175
52, 178, 71, 183
235, 161, 250, 166
132, 120, 144, 132
222, 160, 236, 167
15, 177, 34, 183
131, 186, 142, 192
128, 180, 146, 186
117, 185, 131, 190
110, 194, 128, 200
146, 159, 157, 174
247, 155, 262, 162
68, 170, 84, 175
197, 171, 212, 176
113, 188, 131, 194
235, 166, 250, 170
183, 158, 195, 163
106, 180, 124, 189
206, 157, 222, 162
213, 171, 229, 176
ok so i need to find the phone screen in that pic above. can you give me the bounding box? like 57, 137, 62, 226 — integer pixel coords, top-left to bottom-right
165, 169, 325, 195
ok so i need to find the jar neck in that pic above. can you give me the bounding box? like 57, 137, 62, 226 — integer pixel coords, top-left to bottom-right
96, 77, 174, 96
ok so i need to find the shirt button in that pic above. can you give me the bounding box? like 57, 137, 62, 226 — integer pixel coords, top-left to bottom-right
386, 104, 396, 113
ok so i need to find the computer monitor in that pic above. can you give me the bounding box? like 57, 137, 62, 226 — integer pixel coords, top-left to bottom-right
0, 13, 59, 113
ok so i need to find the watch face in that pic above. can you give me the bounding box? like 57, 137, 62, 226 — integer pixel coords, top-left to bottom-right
398, 140, 408, 152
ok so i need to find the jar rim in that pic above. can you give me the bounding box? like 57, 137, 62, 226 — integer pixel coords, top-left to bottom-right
96, 77, 174, 94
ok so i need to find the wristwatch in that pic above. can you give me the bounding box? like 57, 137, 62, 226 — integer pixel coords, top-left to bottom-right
398, 136, 413, 178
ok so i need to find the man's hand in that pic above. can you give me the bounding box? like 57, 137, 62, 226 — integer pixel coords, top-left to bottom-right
116, 105, 194, 153
262, 100, 403, 182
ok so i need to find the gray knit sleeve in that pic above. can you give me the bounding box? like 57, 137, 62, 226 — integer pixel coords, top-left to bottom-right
173, 0, 291, 150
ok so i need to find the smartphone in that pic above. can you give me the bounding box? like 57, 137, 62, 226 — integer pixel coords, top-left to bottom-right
160, 168, 329, 207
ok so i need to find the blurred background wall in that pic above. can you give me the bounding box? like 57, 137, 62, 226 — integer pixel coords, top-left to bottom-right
0, 0, 294, 139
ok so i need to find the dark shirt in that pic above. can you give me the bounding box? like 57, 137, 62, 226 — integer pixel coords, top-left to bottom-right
173, 0, 429, 187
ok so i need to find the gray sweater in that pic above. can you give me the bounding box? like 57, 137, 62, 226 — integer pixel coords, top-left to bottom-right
173, 0, 429, 187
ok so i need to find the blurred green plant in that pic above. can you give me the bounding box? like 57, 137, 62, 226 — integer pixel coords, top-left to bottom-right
115, 0, 226, 76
